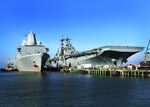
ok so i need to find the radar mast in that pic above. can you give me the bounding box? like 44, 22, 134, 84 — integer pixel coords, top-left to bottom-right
60, 35, 65, 55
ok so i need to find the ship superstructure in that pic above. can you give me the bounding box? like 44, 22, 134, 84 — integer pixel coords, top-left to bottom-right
14, 32, 50, 72
52, 36, 144, 67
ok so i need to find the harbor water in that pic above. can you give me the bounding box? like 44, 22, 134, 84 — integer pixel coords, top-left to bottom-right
0, 71, 150, 107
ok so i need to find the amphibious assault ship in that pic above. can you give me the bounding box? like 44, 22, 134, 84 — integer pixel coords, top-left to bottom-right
14, 32, 50, 72
52, 36, 144, 67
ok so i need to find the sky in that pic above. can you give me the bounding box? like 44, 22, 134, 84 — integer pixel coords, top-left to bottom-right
0, 0, 150, 67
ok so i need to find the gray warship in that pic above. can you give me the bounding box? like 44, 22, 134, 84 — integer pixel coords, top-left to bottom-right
52, 36, 144, 68
14, 32, 50, 72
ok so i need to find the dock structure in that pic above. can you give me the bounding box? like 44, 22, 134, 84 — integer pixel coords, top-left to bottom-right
62, 68, 150, 78
90, 69, 150, 77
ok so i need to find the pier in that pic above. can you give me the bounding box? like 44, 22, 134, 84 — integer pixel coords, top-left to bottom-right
61, 68, 150, 78
90, 69, 150, 77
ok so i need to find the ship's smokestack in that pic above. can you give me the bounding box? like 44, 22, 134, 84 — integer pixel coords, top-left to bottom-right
26, 31, 37, 45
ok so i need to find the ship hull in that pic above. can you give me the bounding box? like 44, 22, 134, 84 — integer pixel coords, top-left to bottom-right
53, 36, 145, 68
15, 53, 47, 72
65, 51, 136, 67
54, 46, 144, 67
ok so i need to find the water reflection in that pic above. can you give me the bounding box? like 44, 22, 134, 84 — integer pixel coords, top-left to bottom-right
0, 72, 150, 106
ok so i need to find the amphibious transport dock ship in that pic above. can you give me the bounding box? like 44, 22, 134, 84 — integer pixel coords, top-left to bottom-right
52, 37, 144, 67
14, 32, 49, 72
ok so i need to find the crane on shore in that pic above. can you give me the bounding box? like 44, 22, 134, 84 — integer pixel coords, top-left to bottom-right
139, 39, 150, 70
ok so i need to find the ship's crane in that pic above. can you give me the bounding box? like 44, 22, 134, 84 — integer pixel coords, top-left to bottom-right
139, 39, 150, 70
145, 39, 150, 61
146, 39, 150, 53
